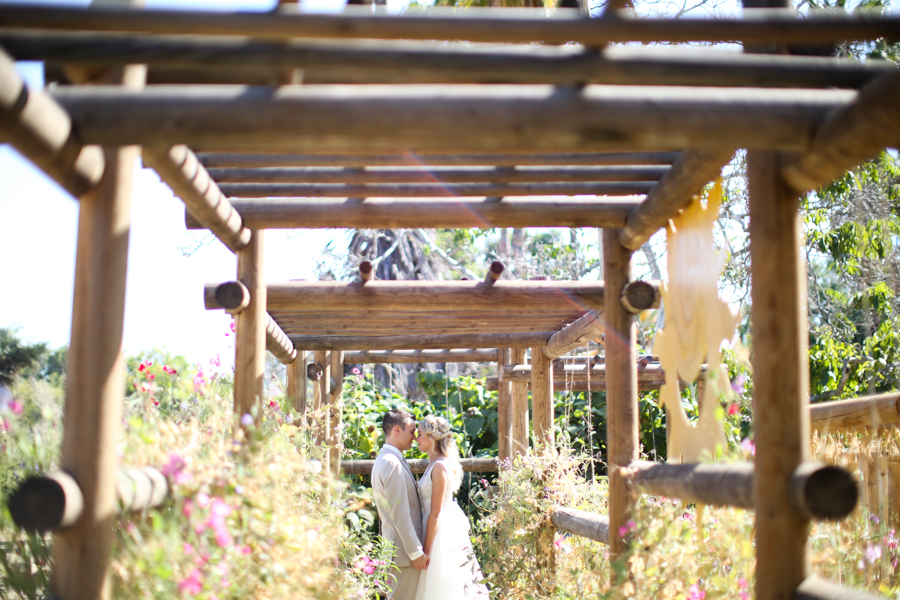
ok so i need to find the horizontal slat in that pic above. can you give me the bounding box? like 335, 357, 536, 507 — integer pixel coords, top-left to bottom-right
0, 5, 896, 45
794, 576, 886, 600
550, 506, 609, 545
218, 181, 655, 198
186, 197, 643, 229
49, 85, 856, 153
207, 165, 668, 184
197, 151, 681, 168
343, 349, 499, 363
484, 376, 667, 391
810, 392, 900, 431
501, 362, 666, 382
5, 33, 893, 88
289, 332, 554, 351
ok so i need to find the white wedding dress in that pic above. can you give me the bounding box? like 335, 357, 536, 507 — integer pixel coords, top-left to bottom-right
414, 460, 490, 600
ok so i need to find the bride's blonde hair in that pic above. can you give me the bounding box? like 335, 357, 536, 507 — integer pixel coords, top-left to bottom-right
418, 415, 463, 489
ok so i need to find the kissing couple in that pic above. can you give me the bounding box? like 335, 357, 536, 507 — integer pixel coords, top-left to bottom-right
371, 409, 490, 600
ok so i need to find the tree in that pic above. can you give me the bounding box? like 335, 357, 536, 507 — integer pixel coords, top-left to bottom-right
0, 328, 48, 386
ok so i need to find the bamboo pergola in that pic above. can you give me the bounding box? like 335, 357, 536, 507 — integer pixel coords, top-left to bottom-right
2, 2, 899, 600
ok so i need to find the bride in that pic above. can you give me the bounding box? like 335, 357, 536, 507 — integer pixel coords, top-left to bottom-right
414, 415, 490, 600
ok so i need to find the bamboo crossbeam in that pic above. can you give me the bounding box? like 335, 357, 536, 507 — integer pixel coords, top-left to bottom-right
543, 309, 603, 360
810, 392, 900, 432
0, 46, 103, 197
5, 33, 894, 88
49, 85, 856, 153
627, 460, 858, 520
277, 325, 570, 337
484, 377, 669, 391
214, 281, 251, 315
782, 67, 900, 193
8, 467, 168, 532
218, 181, 656, 198
142, 145, 250, 253
265, 313, 297, 365
208, 166, 668, 184
185, 197, 643, 230
485, 261, 504, 283
341, 456, 498, 475
211, 280, 606, 313
550, 506, 610, 545
501, 362, 667, 382
343, 349, 499, 363
794, 576, 885, 600
272, 316, 578, 329
288, 332, 554, 351
197, 151, 681, 168
619, 148, 737, 250
0, 5, 897, 45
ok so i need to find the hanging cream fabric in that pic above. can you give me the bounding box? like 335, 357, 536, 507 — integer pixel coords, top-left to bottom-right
655, 181, 739, 464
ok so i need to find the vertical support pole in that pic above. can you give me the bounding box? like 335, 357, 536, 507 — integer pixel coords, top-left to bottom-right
603, 229, 639, 568
497, 348, 512, 462
749, 152, 810, 600
329, 351, 344, 476
50, 57, 145, 600
510, 347, 529, 457
286, 350, 308, 425
531, 347, 554, 454
234, 230, 266, 424
313, 350, 330, 462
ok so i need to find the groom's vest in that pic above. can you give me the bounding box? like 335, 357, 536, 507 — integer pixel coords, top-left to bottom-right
372, 446, 424, 567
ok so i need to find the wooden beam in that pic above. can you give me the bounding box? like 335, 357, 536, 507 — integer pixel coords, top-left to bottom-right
234, 230, 266, 421
214, 281, 250, 315
531, 346, 554, 453
782, 68, 900, 193
343, 349, 499, 363
313, 351, 328, 451
286, 350, 307, 422
262, 281, 607, 313
619, 149, 737, 250
197, 151, 681, 168
207, 165, 668, 184
5, 33, 894, 88
264, 313, 297, 365
50, 85, 855, 153
0, 46, 103, 197
484, 376, 667, 391
50, 61, 144, 600
621, 280, 662, 314
501, 362, 667, 383
749, 151, 811, 600
603, 228, 638, 567
142, 145, 250, 253
220, 181, 655, 198
810, 392, 900, 432
341, 456, 498, 475
550, 507, 609, 545
0, 5, 896, 45
498, 348, 512, 461
510, 347, 529, 457
328, 351, 344, 476
543, 310, 603, 360
287, 332, 554, 351
627, 461, 857, 520
185, 196, 643, 230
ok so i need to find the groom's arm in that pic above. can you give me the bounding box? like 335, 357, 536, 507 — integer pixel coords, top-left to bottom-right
380, 458, 424, 560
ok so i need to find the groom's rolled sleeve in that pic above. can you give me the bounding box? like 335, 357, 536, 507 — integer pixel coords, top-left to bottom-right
382, 460, 423, 558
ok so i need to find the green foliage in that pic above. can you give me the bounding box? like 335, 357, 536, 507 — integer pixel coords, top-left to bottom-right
0, 328, 48, 386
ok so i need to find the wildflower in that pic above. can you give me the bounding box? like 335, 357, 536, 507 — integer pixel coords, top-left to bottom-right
241, 413, 254, 426
193, 367, 207, 393
210, 354, 221, 368
688, 583, 706, 600
738, 578, 749, 589
182, 498, 194, 518
740, 437, 756, 456
210, 498, 232, 518
214, 526, 233, 548
240, 545, 251, 555
731, 374, 746, 394
138, 363, 147, 372
8, 400, 23, 416
196, 492, 210, 508
870, 515, 881, 524
2, 419, 9, 432
234, 485, 244, 495
352, 367, 361, 375
148, 373, 155, 381
161, 454, 192, 485
183, 543, 194, 555
727, 403, 740, 416
866, 544, 882, 563
177, 569, 204, 595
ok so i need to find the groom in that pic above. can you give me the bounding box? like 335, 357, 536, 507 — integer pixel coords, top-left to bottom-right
372, 408, 428, 599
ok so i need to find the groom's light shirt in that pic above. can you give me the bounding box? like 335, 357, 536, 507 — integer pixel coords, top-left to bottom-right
382, 443, 425, 561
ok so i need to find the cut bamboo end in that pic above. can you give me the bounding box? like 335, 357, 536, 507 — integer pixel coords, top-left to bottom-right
550, 506, 610, 545
359, 260, 374, 281
791, 463, 858, 521
215, 281, 250, 314
307, 362, 324, 381
621, 280, 662, 313
7, 470, 83, 532
485, 260, 505, 283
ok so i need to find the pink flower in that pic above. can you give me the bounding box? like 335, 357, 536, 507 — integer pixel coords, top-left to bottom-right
161, 454, 192, 485
738, 578, 748, 589
182, 498, 194, 518
727, 403, 740, 416
214, 527, 233, 548
194, 521, 207, 535
210, 354, 221, 368
210, 498, 232, 517
138, 363, 147, 372
688, 584, 706, 600
183, 543, 194, 555
8, 400, 23, 416
193, 367, 207, 393
740, 437, 756, 456
148, 373, 155, 380
240, 545, 251, 555
2, 419, 9, 432
618, 525, 630, 537
196, 492, 210, 508
352, 367, 361, 375
177, 569, 203, 595
731, 374, 746, 394
364, 564, 376, 575
194, 552, 209, 566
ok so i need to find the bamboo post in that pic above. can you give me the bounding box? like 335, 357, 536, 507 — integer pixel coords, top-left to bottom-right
485, 260, 504, 283
749, 151, 810, 600
329, 351, 344, 476
234, 230, 266, 425
531, 347, 554, 453
603, 228, 639, 569
313, 350, 329, 455
498, 348, 512, 462
359, 260, 374, 281
510, 347, 529, 457
286, 351, 308, 424
49, 48, 144, 600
